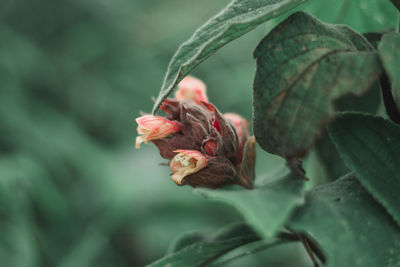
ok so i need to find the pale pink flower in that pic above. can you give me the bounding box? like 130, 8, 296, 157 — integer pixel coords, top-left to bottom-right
175, 76, 208, 103
135, 115, 180, 148
170, 150, 208, 185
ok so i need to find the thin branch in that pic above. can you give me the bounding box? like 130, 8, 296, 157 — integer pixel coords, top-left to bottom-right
208, 231, 299, 267
286, 227, 326, 265
210, 239, 296, 267
297, 233, 320, 267
286, 158, 309, 181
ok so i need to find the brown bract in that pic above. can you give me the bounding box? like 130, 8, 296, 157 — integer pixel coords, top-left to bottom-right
156, 99, 238, 163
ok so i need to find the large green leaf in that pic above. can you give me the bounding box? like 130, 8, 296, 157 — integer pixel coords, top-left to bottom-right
253, 11, 382, 158
328, 113, 400, 226
152, 0, 308, 113
197, 170, 305, 238
288, 173, 400, 267
314, 136, 348, 182
147, 223, 258, 267
314, 81, 381, 182
379, 33, 400, 111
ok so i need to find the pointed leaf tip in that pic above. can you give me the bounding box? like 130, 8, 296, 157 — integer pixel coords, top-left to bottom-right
152, 0, 309, 113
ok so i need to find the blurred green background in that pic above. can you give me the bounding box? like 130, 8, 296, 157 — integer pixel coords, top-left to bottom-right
0, 0, 396, 266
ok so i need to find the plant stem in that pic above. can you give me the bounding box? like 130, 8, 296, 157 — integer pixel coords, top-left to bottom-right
286, 158, 309, 180
210, 239, 294, 267
297, 233, 320, 267
285, 227, 326, 265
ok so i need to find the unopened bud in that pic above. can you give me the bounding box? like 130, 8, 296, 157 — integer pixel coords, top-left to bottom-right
183, 156, 237, 188
175, 76, 209, 104
202, 139, 218, 156
224, 113, 250, 164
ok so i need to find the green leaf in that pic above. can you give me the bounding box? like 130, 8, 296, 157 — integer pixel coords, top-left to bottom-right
379, 33, 400, 110
197, 170, 305, 238
332, 82, 381, 114
314, 80, 381, 182
328, 113, 400, 227
253, 11, 382, 158
314, 136, 348, 182
152, 0, 309, 113
166, 232, 208, 255
147, 223, 258, 267
288, 173, 400, 267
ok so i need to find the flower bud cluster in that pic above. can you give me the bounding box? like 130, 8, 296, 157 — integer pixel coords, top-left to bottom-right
136, 76, 254, 188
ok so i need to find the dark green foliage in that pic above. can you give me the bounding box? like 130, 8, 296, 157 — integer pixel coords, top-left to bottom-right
315, 80, 381, 182
252, 12, 381, 158
288, 173, 400, 267
314, 136, 349, 182
329, 113, 400, 226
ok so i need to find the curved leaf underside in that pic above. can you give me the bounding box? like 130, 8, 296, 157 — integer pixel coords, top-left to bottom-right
253, 11, 382, 158
147, 223, 258, 267
197, 170, 305, 238
329, 113, 400, 227
152, 0, 308, 114
288, 173, 400, 267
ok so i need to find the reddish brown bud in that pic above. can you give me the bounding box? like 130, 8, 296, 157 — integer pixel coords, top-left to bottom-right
182, 156, 237, 188
160, 98, 181, 120
202, 139, 218, 156
154, 100, 238, 160
138, 77, 255, 189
